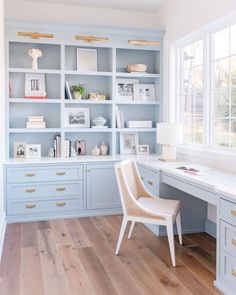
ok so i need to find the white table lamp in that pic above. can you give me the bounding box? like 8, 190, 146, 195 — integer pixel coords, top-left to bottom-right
156, 123, 183, 161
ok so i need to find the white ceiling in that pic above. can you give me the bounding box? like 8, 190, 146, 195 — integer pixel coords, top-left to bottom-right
26, 0, 167, 12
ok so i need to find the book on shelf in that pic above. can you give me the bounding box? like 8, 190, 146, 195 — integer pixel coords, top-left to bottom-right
54, 135, 61, 158
26, 122, 46, 128
115, 106, 124, 128
64, 139, 72, 157
28, 116, 44, 122
65, 81, 73, 100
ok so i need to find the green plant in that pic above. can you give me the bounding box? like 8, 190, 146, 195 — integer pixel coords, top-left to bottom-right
70, 84, 85, 96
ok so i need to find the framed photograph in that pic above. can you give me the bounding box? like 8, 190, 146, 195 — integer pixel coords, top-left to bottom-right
75, 140, 86, 155
133, 84, 156, 101
25, 144, 41, 159
14, 142, 26, 158
116, 79, 139, 101
120, 132, 139, 154
136, 144, 150, 155
77, 48, 97, 72
65, 108, 90, 128
25, 73, 47, 98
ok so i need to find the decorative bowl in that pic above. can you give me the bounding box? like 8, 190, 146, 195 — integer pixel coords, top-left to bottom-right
93, 115, 106, 127
127, 64, 147, 73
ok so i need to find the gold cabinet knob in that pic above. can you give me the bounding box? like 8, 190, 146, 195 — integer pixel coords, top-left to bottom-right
25, 172, 36, 177
56, 202, 66, 207
232, 239, 236, 246
56, 172, 66, 176
231, 210, 236, 216
56, 187, 66, 192
231, 269, 236, 277
148, 180, 154, 186
26, 204, 36, 209
25, 188, 36, 193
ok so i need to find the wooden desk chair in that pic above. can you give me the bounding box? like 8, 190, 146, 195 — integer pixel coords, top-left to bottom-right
114, 158, 182, 267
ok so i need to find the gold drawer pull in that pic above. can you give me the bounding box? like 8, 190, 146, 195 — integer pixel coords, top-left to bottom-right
56, 172, 66, 176
231, 269, 236, 277
231, 210, 236, 216
148, 180, 154, 186
26, 204, 36, 209
56, 187, 66, 192
232, 239, 236, 246
56, 202, 66, 207
18, 31, 54, 39
25, 188, 36, 193
25, 172, 35, 177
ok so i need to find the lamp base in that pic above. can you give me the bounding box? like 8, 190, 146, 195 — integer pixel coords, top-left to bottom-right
159, 145, 178, 162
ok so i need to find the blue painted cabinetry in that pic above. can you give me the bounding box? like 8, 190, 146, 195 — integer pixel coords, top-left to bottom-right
137, 164, 159, 195
86, 163, 121, 210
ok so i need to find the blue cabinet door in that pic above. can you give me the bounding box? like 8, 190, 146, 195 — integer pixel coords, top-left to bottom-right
86, 164, 121, 210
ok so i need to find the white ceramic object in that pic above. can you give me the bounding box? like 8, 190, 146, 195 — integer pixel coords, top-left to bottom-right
93, 115, 106, 127
28, 48, 42, 70
127, 64, 147, 73
92, 144, 100, 155
100, 142, 108, 155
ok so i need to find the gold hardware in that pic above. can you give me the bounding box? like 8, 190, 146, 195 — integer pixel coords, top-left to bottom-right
17, 31, 54, 39
26, 204, 36, 209
128, 39, 160, 46
56, 202, 66, 207
25, 172, 36, 177
25, 188, 36, 193
232, 239, 236, 246
148, 180, 154, 186
56, 187, 66, 192
231, 210, 236, 216
56, 172, 66, 176
75, 35, 109, 42
231, 269, 236, 277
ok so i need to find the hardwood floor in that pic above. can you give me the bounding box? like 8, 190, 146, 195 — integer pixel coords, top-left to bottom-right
0, 216, 222, 295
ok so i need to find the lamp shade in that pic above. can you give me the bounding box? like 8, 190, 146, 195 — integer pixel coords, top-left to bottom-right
156, 123, 183, 145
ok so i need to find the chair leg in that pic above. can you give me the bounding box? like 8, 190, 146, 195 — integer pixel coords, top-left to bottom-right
166, 220, 176, 267
128, 221, 135, 239
115, 216, 128, 255
176, 212, 182, 245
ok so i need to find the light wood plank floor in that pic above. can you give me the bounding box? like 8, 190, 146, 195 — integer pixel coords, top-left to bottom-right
0, 216, 222, 295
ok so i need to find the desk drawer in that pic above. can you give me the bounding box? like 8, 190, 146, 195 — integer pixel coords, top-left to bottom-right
7, 165, 83, 183
220, 199, 236, 226
138, 165, 159, 196
220, 220, 236, 259
162, 173, 217, 206
220, 250, 236, 289
7, 181, 83, 200
7, 197, 83, 215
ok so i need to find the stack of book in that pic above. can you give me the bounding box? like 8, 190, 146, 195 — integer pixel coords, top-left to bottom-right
26, 116, 46, 128
54, 135, 61, 158
64, 139, 72, 157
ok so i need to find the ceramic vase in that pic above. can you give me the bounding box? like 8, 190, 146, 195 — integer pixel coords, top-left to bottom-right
92, 144, 100, 156
100, 142, 108, 155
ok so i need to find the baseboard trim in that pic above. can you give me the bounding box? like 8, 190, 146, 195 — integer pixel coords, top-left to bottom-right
205, 219, 216, 238
0, 212, 6, 264
145, 224, 206, 236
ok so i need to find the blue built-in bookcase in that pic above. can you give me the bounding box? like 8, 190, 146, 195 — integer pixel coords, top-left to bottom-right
6, 22, 164, 159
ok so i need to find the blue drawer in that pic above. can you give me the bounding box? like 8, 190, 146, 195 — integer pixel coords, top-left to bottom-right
7, 165, 83, 183
220, 220, 236, 259
7, 197, 83, 215
220, 250, 236, 290
7, 181, 83, 200
220, 198, 236, 226
138, 165, 159, 196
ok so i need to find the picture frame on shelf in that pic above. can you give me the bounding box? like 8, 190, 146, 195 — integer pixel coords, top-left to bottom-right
116, 79, 139, 101
120, 132, 139, 154
77, 48, 97, 72
75, 140, 86, 155
133, 84, 156, 101
14, 142, 26, 159
25, 144, 41, 159
65, 107, 90, 128
25, 73, 47, 99
136, 144, 150, 155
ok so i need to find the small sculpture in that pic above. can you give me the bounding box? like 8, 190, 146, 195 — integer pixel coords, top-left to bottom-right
92, 115, 107, 127
92, 144, 100, 156
100, 142, 108, 155
29, 48, 42, 70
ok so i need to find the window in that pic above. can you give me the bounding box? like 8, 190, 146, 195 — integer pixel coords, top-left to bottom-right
177, 21, 236, 151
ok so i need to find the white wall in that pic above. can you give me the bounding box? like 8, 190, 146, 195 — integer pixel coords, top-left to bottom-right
0, 0, 6, 261
5, 0, 161, 29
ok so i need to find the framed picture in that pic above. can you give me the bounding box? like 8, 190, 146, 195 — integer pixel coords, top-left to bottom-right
65, 108, 90, 128
116, 79, 139, 101
120, 132, 139, 154
133, 84, 156, 101
14, 142, 26, 158
75, 140, 86, 155
136, 144, 150, 155
77, 48, 97, 72
25, 73, 47, 98
25, 144, 41, 159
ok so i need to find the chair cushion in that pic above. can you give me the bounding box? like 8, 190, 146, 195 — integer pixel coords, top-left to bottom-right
137, 197, 180, 216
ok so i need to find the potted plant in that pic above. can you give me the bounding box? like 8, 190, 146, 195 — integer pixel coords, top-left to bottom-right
70, 84, 85, 100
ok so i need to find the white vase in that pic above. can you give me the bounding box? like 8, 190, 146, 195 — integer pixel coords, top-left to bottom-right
92, 144, 100, 156
100, 142, 108, 155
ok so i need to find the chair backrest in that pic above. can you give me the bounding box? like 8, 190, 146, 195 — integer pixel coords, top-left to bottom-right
114, 158, 148, 214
